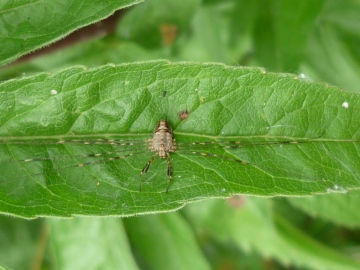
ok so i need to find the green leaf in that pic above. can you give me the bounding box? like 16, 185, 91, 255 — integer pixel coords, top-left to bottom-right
183, 198, 360, 270
0, 0, 142, 66
288, 190, 360, 228
254, 0, 323, 71
303, 24, 360, 94
0, 216, 43, 269
123, 213, 210, 269
301, 0, 360, 93
48, 218, 138, 269
0, 60, 359, 218
180, 4, 229, 62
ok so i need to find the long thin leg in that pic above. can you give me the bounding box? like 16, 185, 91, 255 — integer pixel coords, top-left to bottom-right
139, 154, 157, 191
165, 153, 173, 193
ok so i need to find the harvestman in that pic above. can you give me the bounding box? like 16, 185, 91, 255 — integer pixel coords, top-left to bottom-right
140, 119, 176, 193
1, 119, 327, 193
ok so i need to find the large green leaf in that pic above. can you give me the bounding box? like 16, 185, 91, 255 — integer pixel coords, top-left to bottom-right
0, 0, 142, 66
0, 60, 359, 218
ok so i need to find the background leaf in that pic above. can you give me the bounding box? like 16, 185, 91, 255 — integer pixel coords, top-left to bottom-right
124, 213, 210, 269
48, 218, 138, 269
253, 0, 323, 71
288, 190, 360, 228
184, 198, 360, 270
0, 0, 142, 66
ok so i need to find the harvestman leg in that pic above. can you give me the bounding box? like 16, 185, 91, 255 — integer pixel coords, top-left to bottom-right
165, 152, 173, 193
140, 154, 156, 192
139, 152, 173, 193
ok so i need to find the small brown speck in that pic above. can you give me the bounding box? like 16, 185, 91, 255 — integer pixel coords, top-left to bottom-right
228, 195, 247, 208
178, 110, 189, 121
160, 24, 178, 46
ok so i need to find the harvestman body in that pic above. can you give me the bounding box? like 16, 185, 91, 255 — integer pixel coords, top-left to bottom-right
140, 119, 176, 193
